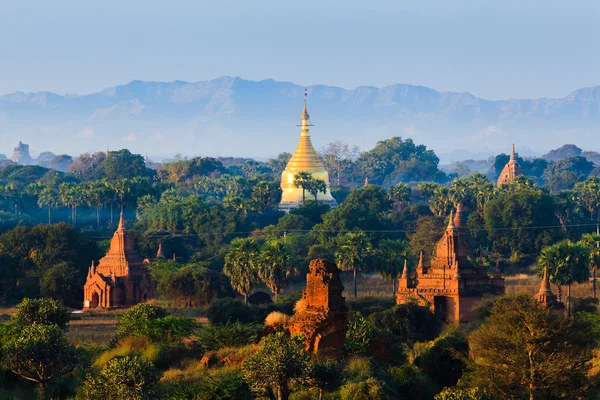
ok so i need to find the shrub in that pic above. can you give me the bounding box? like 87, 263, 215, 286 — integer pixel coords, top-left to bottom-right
344, 312, 375, 356
413, 334, 469, 389
344, 357, 373, 383
116, 304, 196, 343
434, 387, 497, 400
265, 311, 290, 330
80, 355, 162, 400
387, 365, 438, 400
12, 297, 70, 329
340, 379, 389, 400
368, 303, 441, 344
207, 298, 260, 325
196, 322, 262, 351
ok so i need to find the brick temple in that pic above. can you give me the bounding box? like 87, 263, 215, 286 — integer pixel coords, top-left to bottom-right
497, 144, 524, 186
396, 209, 504, 323
289, 259, 348, 359
83, 214, 154, 309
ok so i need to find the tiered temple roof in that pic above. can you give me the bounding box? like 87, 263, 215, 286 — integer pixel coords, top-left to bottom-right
83, 214, 154, 309
397, 211, 504, 323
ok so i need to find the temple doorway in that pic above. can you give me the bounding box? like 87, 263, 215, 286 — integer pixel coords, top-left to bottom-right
91, 292, 100, 308
434, 296, 447, 321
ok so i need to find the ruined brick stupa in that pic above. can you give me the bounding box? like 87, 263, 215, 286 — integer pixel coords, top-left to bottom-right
289, 259, 348, 359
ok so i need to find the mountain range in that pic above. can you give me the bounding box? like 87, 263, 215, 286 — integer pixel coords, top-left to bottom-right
1, 77, 599, 161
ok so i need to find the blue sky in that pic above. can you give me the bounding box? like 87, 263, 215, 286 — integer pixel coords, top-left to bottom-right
0, 0, 598, 99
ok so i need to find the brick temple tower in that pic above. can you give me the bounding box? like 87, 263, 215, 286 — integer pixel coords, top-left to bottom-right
289, 259, 348, 359
83, 214, 154, 309
497, 144, 524, 186
396, 212, 504, 323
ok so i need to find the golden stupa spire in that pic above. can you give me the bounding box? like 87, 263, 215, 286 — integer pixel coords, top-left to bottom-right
300, 88, 312, 137
278, 90, 337, 209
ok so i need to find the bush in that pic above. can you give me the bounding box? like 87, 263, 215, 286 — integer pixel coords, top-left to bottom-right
340, 379, 389, 400
207, 298, 260, 325
80, 355, 162, 400
344, 312, 375, 356
414, 335, 469, 389
434, 387, 497, 400
12, 297, 70, 329
387, 365, 438, 400
116, 304, 196, 343
196, 322, 262, 351
160, 365, 253, 400
368, 303, 441, 344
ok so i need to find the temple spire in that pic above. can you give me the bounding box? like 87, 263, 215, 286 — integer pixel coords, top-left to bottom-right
117, 212, 125, 232
300, 88, 311, 136
510, 144, 516, 161
401, 259, 408, 279
447, 211, 455, 230
538, 267, 553, 296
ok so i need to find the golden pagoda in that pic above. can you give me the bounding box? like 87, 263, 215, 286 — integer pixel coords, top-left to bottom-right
279, 93, 337, 211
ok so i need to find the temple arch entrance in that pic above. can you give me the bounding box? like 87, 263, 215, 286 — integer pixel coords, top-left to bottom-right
91, 292, 100, 308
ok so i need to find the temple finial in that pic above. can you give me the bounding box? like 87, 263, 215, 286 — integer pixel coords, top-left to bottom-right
117, 212, 124, 231
510, 144, 516, 160
447, 211, 455, 230
401, 259, 408, 278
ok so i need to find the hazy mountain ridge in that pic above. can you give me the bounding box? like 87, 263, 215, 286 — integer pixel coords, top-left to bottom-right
1, 77, 599, 159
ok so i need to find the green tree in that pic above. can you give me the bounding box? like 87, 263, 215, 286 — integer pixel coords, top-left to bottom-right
4, 324, 79, 400
39, 262, 77, 304
80, 355, 161, 400
356, 137, 444, 185
243, 332, 309, 400
344, 311, 375, 356
12, 298, 70, 330
116, 304, 196, 344
468, 295, 594, 399
307, 177, 327, 201
312, 185, 391, 246
485, 183, 558, 256
573, 177, 600, 220
305, 359, 344, 400
578, 233, 600, 299
102, 149, 150, 180
543, 156, 594, 193
259, 240, 296, 300
223, 237, 260, 304
376, 239, 409, 296
335, 231, 372, 298
388, 183, 412, 211
537, 240, 590, 316
293, 172, 313, 203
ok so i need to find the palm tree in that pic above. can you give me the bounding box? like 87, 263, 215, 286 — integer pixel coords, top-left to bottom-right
578, 233, 600, 299
307, 178, 327, 201
335, 231, 372, 298
388, 183, 411, 211
224, 238, 260, 304
293, 172, 313, 203
376, 239, 409, 296
259, 240, 296, 300
84, 182, 108, 229
38, 188, 59, 224
538, 240, 590, 317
